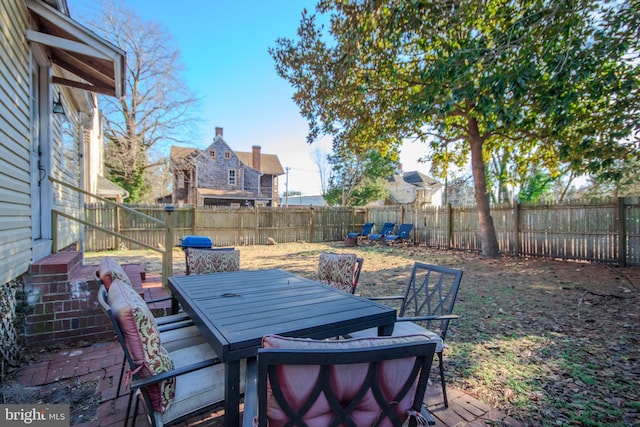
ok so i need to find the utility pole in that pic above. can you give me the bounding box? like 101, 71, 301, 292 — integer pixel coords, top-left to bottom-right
285, 166, 291, 207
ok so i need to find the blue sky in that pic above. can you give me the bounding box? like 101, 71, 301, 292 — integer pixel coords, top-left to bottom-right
70, 0, 430, 196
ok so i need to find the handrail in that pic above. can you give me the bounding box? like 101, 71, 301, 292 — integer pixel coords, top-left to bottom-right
48, 176, 173, 286
51, 209, 163, 254
49, 176, 166, 226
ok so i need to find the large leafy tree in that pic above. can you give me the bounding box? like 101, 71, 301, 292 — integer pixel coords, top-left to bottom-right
83, 1, 199, 202
324, 149, 396, 206
270, 0, 639, 257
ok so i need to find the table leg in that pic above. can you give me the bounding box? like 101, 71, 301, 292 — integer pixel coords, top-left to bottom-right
171, 296, 179, 315
225, 360, 241, 426
378, 322, 395, 336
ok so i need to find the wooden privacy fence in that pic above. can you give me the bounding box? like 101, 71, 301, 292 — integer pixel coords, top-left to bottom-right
84, 197, 640, 266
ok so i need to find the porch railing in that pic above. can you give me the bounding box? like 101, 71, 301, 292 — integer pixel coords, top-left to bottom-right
49, 176, 174, 286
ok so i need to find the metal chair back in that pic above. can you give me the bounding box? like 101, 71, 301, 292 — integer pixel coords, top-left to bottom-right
399, 262, 464, 341
253, 338, 437, 427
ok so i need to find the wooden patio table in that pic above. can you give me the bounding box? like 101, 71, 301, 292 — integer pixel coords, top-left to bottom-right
168, 268, 397, 426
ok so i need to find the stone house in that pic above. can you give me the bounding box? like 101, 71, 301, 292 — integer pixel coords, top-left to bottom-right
170, 127, 284, 207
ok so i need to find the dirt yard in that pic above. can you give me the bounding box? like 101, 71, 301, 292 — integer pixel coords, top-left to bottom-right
6, 241, 640, 426
85, 241, 640, 425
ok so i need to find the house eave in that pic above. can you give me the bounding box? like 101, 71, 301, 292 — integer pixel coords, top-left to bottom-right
25, 0, 126, 98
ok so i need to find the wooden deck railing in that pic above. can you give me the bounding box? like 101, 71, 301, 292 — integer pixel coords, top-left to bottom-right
49, 176, 174, 286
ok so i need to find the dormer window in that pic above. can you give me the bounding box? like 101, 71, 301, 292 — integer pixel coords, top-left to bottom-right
209, 149, 216, 158
224, 151, 231, 159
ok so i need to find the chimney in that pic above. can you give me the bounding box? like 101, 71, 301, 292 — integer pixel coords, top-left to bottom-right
252, 145, 261, 170
215, 127, 223, 137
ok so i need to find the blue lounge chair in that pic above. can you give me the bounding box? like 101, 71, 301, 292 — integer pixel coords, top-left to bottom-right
385, 223, 413, 244
368, 222, 396, 242
346, 222, 374, 239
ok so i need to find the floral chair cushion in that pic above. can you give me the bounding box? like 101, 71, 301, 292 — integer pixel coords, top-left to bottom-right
185, 248, 240, 275
259, 334, 432, 427
98, 257, 132, 290
317, 252, 357, 293
108, 279, 175, 413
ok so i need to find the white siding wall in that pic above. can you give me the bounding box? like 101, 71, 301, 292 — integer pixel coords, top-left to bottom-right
0, 0, 33, 284
51, 103, 82, 250
0, 0, 87, 282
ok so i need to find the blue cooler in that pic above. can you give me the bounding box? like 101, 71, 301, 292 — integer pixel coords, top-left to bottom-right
180, 235, 213, 249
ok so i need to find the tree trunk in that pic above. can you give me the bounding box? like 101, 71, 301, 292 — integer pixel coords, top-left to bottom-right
468, 116, 500, 258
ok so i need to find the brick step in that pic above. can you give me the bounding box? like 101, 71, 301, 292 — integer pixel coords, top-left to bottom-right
29, 251, 83, 277
122, 264, 145, 295
139, 273, 175, 318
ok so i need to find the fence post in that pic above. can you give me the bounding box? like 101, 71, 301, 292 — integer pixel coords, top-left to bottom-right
255, 207, 259, 245
308, 207, 314, 243
163, 206, 175, 287
514, 202, 521, 257
114, 205, 121, 250
192, 205, 197, 235
618, 197, 627, 267
447, 203, 453, 249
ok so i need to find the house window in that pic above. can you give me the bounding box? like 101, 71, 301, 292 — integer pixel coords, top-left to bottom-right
177, 174, 185, 188
224, 151, 231, 159
228, 169, 236, 185
60, 117, 78, 178
209, 149, 216, 158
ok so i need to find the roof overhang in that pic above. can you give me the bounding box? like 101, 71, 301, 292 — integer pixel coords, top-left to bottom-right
198, 189, 262, 200
97, 175, 129, 199
25, 0, 126, 98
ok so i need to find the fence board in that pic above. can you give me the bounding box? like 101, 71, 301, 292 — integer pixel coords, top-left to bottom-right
83, 198, 640, 266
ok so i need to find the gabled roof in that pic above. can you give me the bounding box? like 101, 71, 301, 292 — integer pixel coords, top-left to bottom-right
170, 143, 284, 176
396, 171, 443, 189
97, 175, 128, 199
25, 0, 126, 97
236, 151, 284, 176
170, 146, 198, 160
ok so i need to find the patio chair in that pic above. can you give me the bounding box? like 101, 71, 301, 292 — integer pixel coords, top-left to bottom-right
346, 221, 374, 239
96, 257, 191, 324
384, 223, 413, 245
96, 258, 207, 407
348, 262, 464, 408
317, 252, 364, 294
184, 247, 240, 275
242, 334, 438, 427
367, 222, 396, 242
98, 281, 245, 427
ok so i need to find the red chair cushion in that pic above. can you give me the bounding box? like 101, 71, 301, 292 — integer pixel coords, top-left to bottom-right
261, 334, 429, 426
